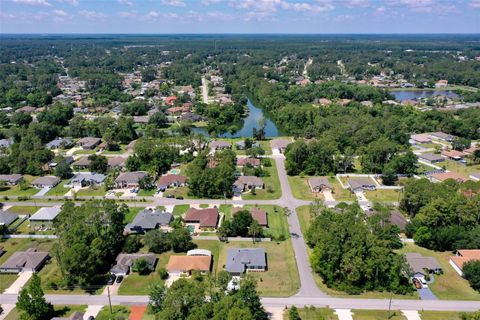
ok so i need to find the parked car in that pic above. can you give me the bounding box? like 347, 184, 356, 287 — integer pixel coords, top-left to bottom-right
176, 196, 184, 200
116, 275, 124, 283
107, 274, 116, 285
412, 278, 422, 289
166, 194, 175, 198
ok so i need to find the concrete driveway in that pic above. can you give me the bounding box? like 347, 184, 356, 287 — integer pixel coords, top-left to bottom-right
354, 190, 368, 202
33, 187, 50, 198
322, 190, 335, 202
417, 287, 437, 300
4, 271, 33, 294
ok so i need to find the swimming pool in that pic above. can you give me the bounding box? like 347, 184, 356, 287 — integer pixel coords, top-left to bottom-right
169, 169, 181, 175
187, 225, 195, 234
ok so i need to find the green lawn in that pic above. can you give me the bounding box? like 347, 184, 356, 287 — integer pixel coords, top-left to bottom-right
219, 204, 232, 219
420, 311, 474, 320
364, 189, 403, 202
0, 185, 38, 197
242, 160, 281, 200
73, 149, 96, 155
138, 189, 156, 197
172, 204, 190, 216
331, 178, 355, 202
4, 305, 87, 320
287, 175, 324, 201
0, 274, 18, 292
443, 160, 480, 177
216, 240, 300, 297
96, 306, 131, 320
7, 206, 39, 215
45, 180, 71, 196
163, 186, 190, 199
397, 243, 480, 300
352, 310, 406, 320
76, 186, 106, 197
283, 307, 338, 320
248, 205, 289, 240
101, 144, 127, 155
123, 207, 145, 224
119, 240, 220, 295
0, 238, 55, 266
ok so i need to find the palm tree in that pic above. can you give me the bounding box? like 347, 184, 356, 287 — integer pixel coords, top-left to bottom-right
248, 220, 263, 243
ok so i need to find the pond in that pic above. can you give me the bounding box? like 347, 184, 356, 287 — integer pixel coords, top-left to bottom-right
392, 90, 459, 101
192, 99, 282, 138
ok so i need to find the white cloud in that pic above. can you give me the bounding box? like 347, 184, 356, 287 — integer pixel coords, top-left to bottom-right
118, 11, 137, 18
347, 0, 370, 8
12, 0, 51, 6
53, 9, 67, 16
469, 0, 480, 8
201, 0, 223, 5
162, 12, 178, 19
206, 10, 233, 20
118, 0, 133, 6
57, 0, 79, 6
78, 10, 106, 21
161, 0, 186, 6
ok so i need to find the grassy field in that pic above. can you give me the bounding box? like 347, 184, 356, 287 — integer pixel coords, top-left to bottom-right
364, 189, 403, 202
216, 240, 300, 297
397, 243, 480, 300
45, 180, 71, 196
420, 311, 474, 320
138, 189, 156, 197
7, 206, 39, 215
248, 205, 289, 239
101, 144, 127, 155
242, 160, 281, 200
76, 186, 106, 197
443, 160, 480, 177
96, 306, 131, 320
283, 307, 338, 320
119, 240, 220, 295
4, 305, 87, 320
287, 175, 323, 201
163, 186, 190, 199
0, 185, 38, 197
352, 310, 406, 320
331, 178, 355, 202
0, 274, 18, 292
123, 207, 145, 224
172, 204, 190, 216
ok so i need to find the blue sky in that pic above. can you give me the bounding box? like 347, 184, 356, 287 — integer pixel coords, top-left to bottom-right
0, 0, 479, 33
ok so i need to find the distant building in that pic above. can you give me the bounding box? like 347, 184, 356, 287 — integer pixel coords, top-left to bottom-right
418, 153, 445, 164
0, 210, 19, 227
429, 172, 467, 183
46, 138, 73, 150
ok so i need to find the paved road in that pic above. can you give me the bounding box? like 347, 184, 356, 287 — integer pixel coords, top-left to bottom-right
201, 77, 209, 104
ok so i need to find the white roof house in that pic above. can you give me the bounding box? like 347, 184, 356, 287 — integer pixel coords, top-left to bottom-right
29, 207, 62, 222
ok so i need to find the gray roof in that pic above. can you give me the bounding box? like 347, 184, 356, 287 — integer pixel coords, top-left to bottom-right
115, 171, 147, 184
348, 177, 376, 190
225, 248, 266, 274
308, 177, 332, 190
126, 209, 173, 231
46, 137, 72, 149
270, 138, 291, 149
110, 253, 157, 274
0, 139, 13, 148
0, 249, 49, 271
429, 132, 453, 141
0, 210, 19, 226
71, 173, 106, 184
31, 176, 60, 187
470, 172, 480, 179
419, 153, 445, 162
210, 140, 231, 148
405, 253, 442, 274
29, 207, 61, 221
0, 174, 23, 184
233, 176, 264, 188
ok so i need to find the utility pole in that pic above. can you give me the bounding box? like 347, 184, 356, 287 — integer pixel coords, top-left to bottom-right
107, 286, 113, 314
387, 290, 393, 319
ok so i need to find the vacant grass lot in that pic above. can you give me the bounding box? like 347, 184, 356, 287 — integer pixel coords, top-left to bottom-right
364, 189, 403, 202
443, 159, 480, 177
76, 186, 106, 197
420, 311, 474, 320
216, 240, 300, 297
123, 207, 145, 224
172, 204, 190, 216
119, 240, 220, 295
45, 180, 70, 196
0, 183, 38, 197
397, 243, 480, 300
4, 305, 87, 320
352, 310, 406, 320
96, 306, 131, 320
283, 307, 338, 320
7, 206, 39, 215
242, 160, 281, 200
163, 186, 191, 199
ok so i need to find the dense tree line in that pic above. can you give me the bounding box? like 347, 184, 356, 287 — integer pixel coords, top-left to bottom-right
306, 203, 412, 295
401, 179, 480, 251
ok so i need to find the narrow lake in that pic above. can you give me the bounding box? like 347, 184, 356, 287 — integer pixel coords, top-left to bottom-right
192, 99, 281, 138
392, 90, 459, 101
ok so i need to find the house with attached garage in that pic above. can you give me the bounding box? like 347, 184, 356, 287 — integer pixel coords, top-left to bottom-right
156, 174, 187, 191
0, 248, 50, 273
166, 249, 212, 276
68, 173, 106, 188
449, 249, 480, 276
184, 207, 219, 231
77, 137, 101, 150
405, 252, 442, 281
114, 171, 147, 189
46, 137, 73, 150
347, 177, 376, 192
110, 253, 157, 276
232, 207, 268, 227
210, 140, 231, 151
418, 153, 445, 164
0, 174, 23, 186
72, 157, 91, 170
429, 172, 467, 183
125, 208, 173, 234
31, 176, 60, 189
225, 248, 267, 275
29, 207, 62, 230
233, 176, 264, 193
236, 157, 261, 167
308, 177, 332, 193
428, 131, 453, 142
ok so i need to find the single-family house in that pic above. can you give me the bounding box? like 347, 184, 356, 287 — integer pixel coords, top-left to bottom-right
441, 149, 465, 161
232, 207, 268, 227
235, 140, 260, 150
308, 177, 332, 193
410, 134, 432, 144
429, 172, 467, 183
156, 174, 187, 191
31, 176, 60, 189
418, 153, 445, 164
29, 207, 62, 229
69, 173, 106, 188
429, 132, 453, 142
0, 174, 23, 186
114, 171, 147, 188
133, 116, 150, 124
225, 248, 267, 275
107, 156, 126, 169
210, 140, 231, 150
449, 250, 480, 276
233, 176, 264, 193
184, 208, 219, 230
165, 96, 177, 106
405, 252, 442, 280
46, 137, 73, 150
0, 248, 49, 273
470, 172, 480, 182
167, 250, 212, 276
125, 208, 173, 233
110, 253, 157, 276
347, 177, 376, 191
318, 98, 332, 106
463, 146, 479, 156
0, 210, 18, 227
236, 157, 261, 167
77, 137, 101, 150
435, 79, 448, 88
16, 106, 36, 113
270, 138, 291, 154
72, 157, 91, 170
